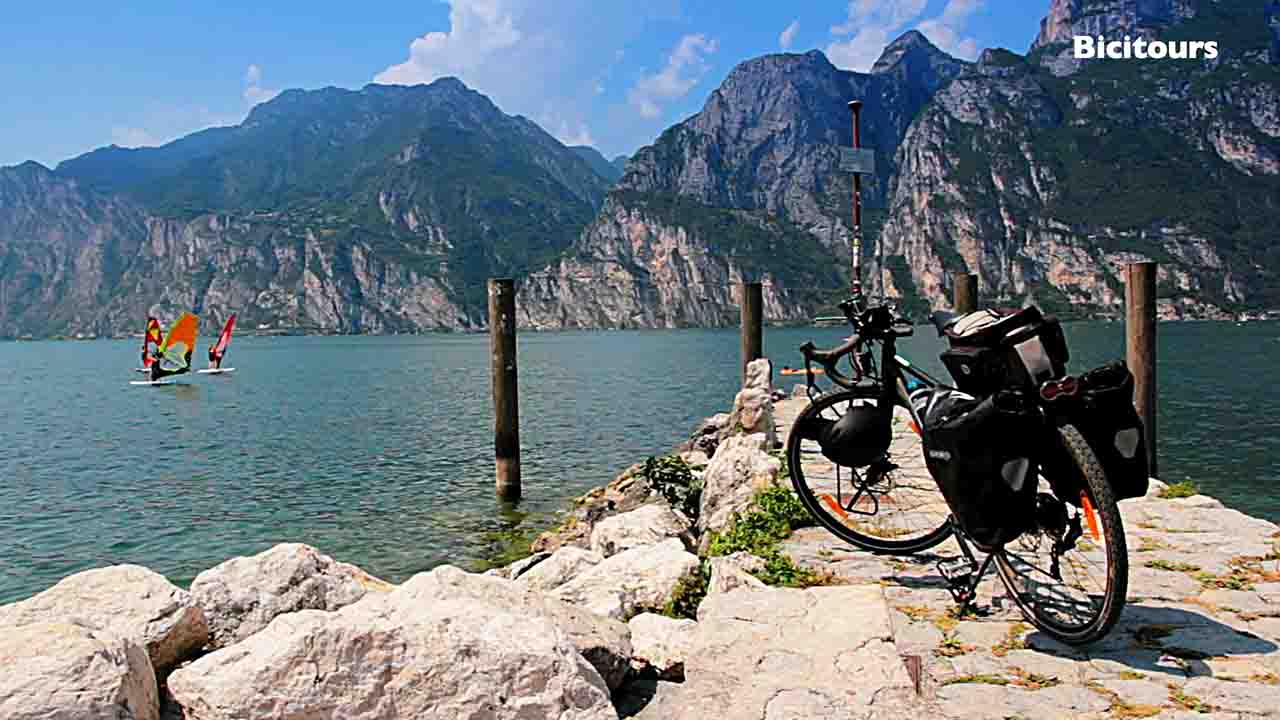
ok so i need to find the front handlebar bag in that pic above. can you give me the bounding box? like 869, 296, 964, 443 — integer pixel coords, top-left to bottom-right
801, 398, 892, 468
918, 388, 1042, 550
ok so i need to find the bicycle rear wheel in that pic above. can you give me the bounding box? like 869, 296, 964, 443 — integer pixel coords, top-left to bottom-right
787, 388, 953, 554
995, 423, 1128, 645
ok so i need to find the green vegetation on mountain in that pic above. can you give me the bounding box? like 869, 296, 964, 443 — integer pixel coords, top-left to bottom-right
611, 190, 844, 293
50, 79, 610, 317
1021, 0, 1280, 308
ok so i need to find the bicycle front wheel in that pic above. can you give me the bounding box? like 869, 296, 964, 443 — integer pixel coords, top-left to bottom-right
787, 388, 953, 554
995, 423, 1128, 645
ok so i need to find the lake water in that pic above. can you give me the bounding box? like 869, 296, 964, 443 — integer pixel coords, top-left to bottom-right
1, 320, 1277, 603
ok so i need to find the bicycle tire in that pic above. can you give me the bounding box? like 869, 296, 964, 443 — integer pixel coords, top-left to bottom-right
995, 423, 1128, 645
787, 387, 953, 554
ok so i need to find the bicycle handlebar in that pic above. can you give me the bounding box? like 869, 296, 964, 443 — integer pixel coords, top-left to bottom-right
798, 300, 915, 390
800, 335, 862, 388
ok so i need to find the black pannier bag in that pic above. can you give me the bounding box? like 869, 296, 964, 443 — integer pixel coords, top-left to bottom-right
941, 306, 1069, 396
797, 398, 892, 468
913, 387, 1043, 550
1071, 361, 1149, 500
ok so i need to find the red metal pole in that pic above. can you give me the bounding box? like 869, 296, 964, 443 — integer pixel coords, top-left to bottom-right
849, 100, 863, 297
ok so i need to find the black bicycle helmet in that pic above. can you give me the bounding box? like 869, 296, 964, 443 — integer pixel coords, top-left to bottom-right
817, 400, 891, 467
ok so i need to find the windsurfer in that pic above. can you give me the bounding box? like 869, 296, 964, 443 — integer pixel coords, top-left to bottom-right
150, 348, 193, 382
208, 344, 221, 370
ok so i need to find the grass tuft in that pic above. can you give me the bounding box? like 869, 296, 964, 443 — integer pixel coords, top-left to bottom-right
1158, 480, 1199, 499
1144, 559, 1201, 573
704, 486, 825, 587
941, 673, 1009, 686
1168, 683, 1214, 713
934, 633, 976, 658
659, 561, 710, 620
1010, 668, 1060, 690
991, 623, 1029, 657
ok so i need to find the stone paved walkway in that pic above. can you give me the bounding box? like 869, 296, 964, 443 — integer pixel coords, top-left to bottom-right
771, 392, 1280, 719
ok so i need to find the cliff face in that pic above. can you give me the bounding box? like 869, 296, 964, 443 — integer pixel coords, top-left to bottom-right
879, 1, 1280, 320
1032, 0, 1198, 51
0, 162, 469, 336
517, 37, 968, 328
1, 79, 607, 337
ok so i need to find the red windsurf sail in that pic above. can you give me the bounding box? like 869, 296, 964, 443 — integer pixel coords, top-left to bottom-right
211, 314, 236, 362
141, 317, 163, 367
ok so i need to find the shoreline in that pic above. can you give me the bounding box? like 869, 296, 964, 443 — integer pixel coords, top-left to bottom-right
4, 313, 1280, 343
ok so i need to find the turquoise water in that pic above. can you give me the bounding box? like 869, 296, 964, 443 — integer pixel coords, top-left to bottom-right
1, 321, 1277, 602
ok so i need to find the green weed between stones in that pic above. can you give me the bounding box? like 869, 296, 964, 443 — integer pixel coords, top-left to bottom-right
1144, 559, 1201, 573
991, 623, 1030, 657
941, 674, 1009, 687
659, 561, 711, 621
1010, 668, 1060, 690
705, 486, 829, 588
934, 633, 975, 658
641, 455, 702, 521
1168, 683, 1214, 713
1158, 480, 1199, 499
1086, 681, 1161, 719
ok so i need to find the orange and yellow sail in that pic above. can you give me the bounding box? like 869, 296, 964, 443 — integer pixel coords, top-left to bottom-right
158, 313, 199, 370
141, 317, 163, 367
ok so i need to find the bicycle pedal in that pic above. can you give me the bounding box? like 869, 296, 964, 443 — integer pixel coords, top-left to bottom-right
937, 557, 974, 582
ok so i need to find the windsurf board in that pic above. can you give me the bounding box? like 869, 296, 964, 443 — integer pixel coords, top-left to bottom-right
130, 379, 179, 386
196, 368, 236, 374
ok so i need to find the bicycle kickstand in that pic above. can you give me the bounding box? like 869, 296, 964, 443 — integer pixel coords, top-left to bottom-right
936, 530, 995, 612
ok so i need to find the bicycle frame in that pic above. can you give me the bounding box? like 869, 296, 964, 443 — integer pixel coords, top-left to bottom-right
799, 308, 1000, 609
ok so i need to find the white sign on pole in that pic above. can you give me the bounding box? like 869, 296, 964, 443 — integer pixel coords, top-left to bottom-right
838, 147, 876, 174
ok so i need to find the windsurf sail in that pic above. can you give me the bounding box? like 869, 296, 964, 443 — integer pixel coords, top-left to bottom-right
157, 313, 199, 370
141, 317, 163, 367
210, 314, 236, 364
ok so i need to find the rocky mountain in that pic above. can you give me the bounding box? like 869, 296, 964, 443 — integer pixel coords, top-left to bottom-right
878, 0, 1280, 319
518, 35, 969, 328
569, 146, 624, 184
1031, 0, 1197, 51
523, 0, 1280, 327
1, 79, 610, 336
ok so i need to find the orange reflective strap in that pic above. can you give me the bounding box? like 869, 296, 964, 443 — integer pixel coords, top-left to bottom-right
820, 494, 850, 520
1080, 491, 1102, 541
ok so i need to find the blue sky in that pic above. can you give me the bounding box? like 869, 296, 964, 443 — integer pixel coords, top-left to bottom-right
1, 1, 1048, 168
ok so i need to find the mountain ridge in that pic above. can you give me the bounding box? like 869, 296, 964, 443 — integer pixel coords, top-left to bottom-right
1, 78, 612, 336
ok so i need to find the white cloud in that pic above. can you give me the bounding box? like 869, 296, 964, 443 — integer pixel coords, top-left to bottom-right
779, 20, 801, 51
373, 0, 523, 86
826, 0, 983, 71
243, 64, 280, 106
110, 126, 161, 148
915, 0, 982, 58
628, 34, 719, 119
831, 0, 927, 35
556, 122, 596, 147
371, 0, 684, 158
106, 104, 240, 150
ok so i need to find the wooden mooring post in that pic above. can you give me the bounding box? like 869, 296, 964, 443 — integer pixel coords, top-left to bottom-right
1125, 262, 1158, 476
953, 272, 978, 315
740, 281, 763, 381
488, 278, 521, 500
